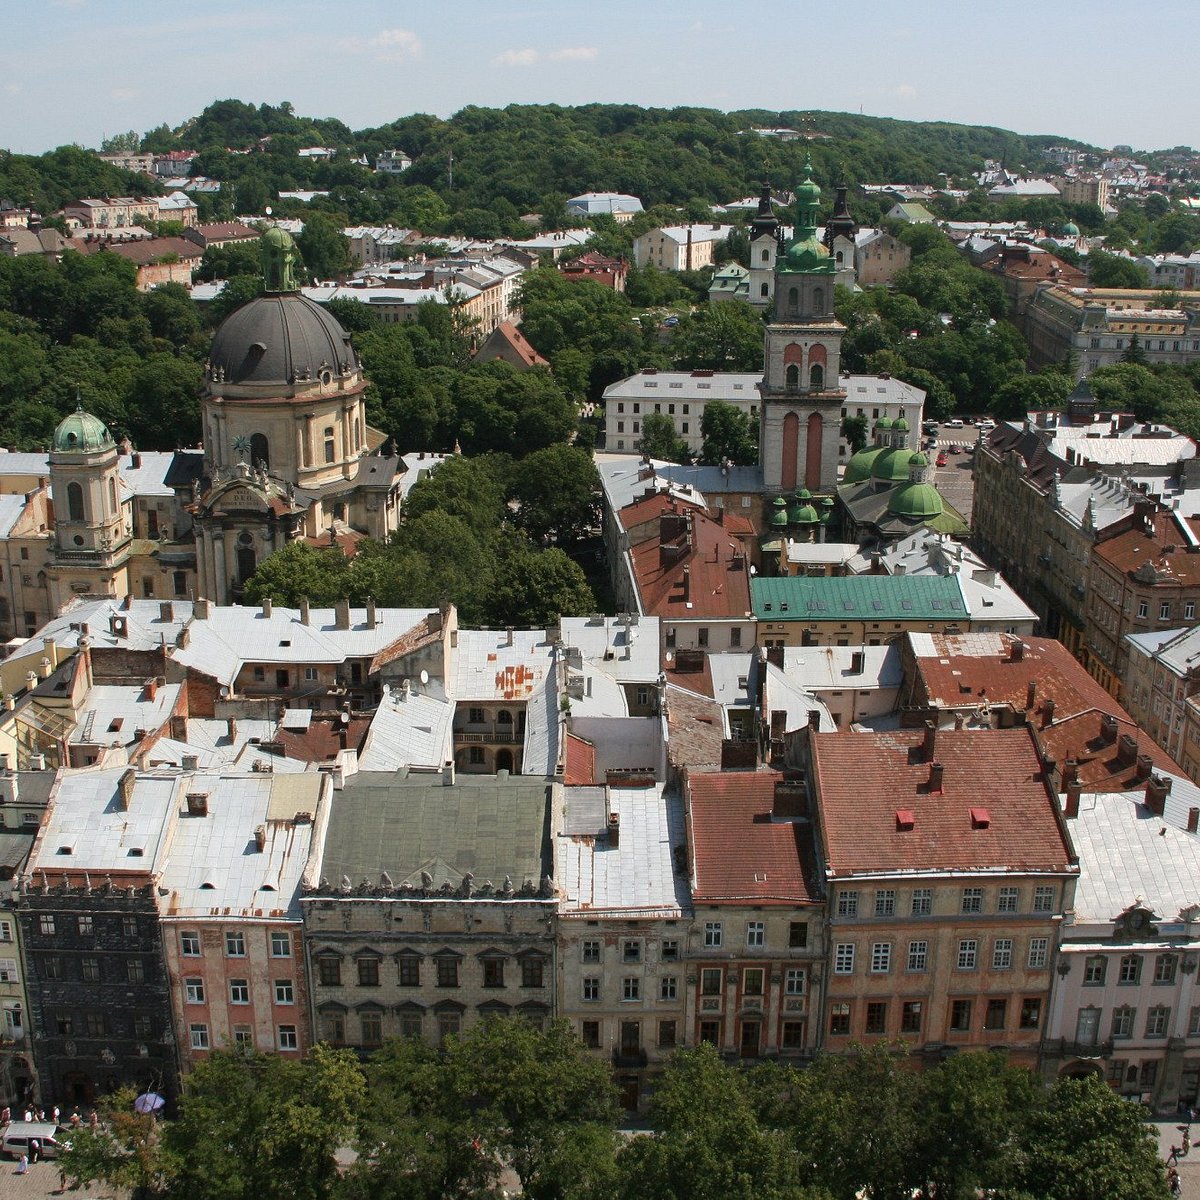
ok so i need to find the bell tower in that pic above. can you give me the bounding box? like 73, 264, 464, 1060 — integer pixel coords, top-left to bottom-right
747, 182, 780, 311
758, 157, 847, 493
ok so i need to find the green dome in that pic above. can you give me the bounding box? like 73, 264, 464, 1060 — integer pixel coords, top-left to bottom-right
796, 488, 812, 501
875, 416, 894, 430
888, 482, 945, 520
788, 496, 819, 524
894, 417, 910, 432
871, 445, 918, 484
769, 496, 789, 528
783, 234, 832, 272
53, 406, 114, 454
1063, 221, 1080, 236
908, 451, 929, 468
843, 445, 884, 485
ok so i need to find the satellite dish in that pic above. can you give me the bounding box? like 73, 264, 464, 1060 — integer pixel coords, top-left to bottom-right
264, 205, 273, 216
664, 651, 674, 664
419, 669, 429, 686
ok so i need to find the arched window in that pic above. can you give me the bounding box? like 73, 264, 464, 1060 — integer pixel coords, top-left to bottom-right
813, 287, 825, 313
237, 547, 256, 584
760, 283, 769, 297
67, 482, 84, 522
108, 477, 117, 513
835, 251, 844, 265
323, 427, 336, 464
787, 287, 799, 315
760, 249, 769, 263
810, 364, 824, 390
786, 364, 800, 389
250, 433, 270, 470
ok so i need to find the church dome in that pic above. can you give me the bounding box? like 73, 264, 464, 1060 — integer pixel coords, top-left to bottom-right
843, 445, 884, 485
1063, 220, 1080, 236
788, 489, 819, 524
53, 406, 115, 454
894, 417, 910, 433
769, 497, 789, 528
783, 234, 831, 272
908, 451, 929, 468
875, 416, 893, 431
208, 293, 357, 388
871, 446, 917, 484
888, 482, 945, 520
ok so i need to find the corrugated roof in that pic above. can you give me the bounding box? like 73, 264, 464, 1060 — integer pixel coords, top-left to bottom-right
753, 574, 967, 621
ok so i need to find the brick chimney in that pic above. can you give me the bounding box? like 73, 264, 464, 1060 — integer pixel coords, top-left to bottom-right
1189, 807, 1200, 834
299, 596, 310, 626
1100, 713, 1119, 745
607, 810, 620, 848
1041, 697, 1056, 729
1065, 778, 1082, 819
928, 761, 944, 793
1010, 640, 1025, 662
1026, 679, 1037, 710
335, 597, 351, 631
922, 720, 937, 763
1116, 732, 1138, 767
1135, 753, 1154, 783
1145, 773, 1170, 815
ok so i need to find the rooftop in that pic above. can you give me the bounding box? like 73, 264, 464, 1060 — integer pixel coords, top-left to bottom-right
752, 574, 968, 622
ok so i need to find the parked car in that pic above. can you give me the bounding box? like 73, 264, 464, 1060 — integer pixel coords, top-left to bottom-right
949, 444, 962, 454
936, 452, 948, 467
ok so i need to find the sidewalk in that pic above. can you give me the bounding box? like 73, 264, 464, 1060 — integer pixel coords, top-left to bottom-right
1151, 1120, 1199, 1198
0, 1157, 122, 1200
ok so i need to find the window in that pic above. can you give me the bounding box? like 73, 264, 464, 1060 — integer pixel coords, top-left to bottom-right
997, 887, 1019, 913
1115, 953, 1144, 986
901, 1001, 923, 1034
1138, 600, 1149, 619
907, 941, 928, 972
270, 931, 291, 958
123, 916, 138, 940
304, 666, 318, 682
582, 1020, 600, 1049
436, 957, 459, 988
468, 707, 485, 725
126, 959, 144, 984
660, 976, 677, 1001
1084, 955, 1107, 985
1111, 1006, 1135, 1039
228, 978, 249, 1004
1190, 1006, 1200, 1038
874, 889, 896, 917
1033, 885, 1055, 912
81, 958, 100, 982
0, 921, 10, 943
66, 481, 84, 522
699, 1019, 721, 1044
38, 915, 55, 936
730, 627, 741, 648
1161, 602, 1172, 621
870, 943, 892, 974
992, 939, 1013, 970
83, 1012, 106, 1037
957, 940, 977, 970
961, 887, 983, 914
482, 959, 505, 989
788, 921, 808, 948
397, 954, 420, 987
1188, 602, 1196, 621
837, 891, 859, 918
983, 998, 1008, 1031
697, 628, 709, 648
785, 968, 806, 995
662, 939, 679, 961
865, 1001, 888, 1035
77, 915, 93, 936
623, 977, 640, 1001
744, 968, 765, 996
1146, 1005, 1171, 1038
782, 1021, 806, 1048
42, 958, 62, 982
1027, 938, 1049, 969
582, 977, 600, 1002
0, 960, 17, 984
1154, 954, 1178, 985
190, 1023, 210, 1050
134, 1014, 153, 1039
701, 968, 722, 996
225, 932, 246, 957
181, 931, 201, 957
911, 889, 932, 916
829, 1003, 851, 1035
324, 429, 335, 463
704, 922, 723, 948
580, 939, 602, 964
55, 1013, 72, 1035
746, 921, 765, 948
318, 957, 341, 987
521, 957, 544, 989
254, 666, 266, 682
652, 1019, 675, 1050
437, 1012, 460, 1046
185, 978, 205, 1003
274, 979, 294, 1005
622, 940, 641, 962
1020, 998, 1042, 1030
949, 999, 973, 1032
360, 1012, 382, 1047
278, 1025, 298, 1050
834, 943, 856, 974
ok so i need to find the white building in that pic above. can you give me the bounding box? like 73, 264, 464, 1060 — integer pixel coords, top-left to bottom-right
633, 225, 734, 272
565, 193, 643, 222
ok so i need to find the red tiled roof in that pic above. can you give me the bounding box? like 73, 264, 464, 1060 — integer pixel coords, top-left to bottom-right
82, 236, 203, 265
1094, 509, 1200, 582
301, 529, 365, 557
688, 770, 821, 904
665, 686, 724, 772
619, 490, 703, 529
565, 732, 596, 786
811, 727, 1074, 876
369, 613, 441, 673
275, 716, 371, 763
628, 505, 752, 621
476, 321, 549, 368
1038, 707, 1184, 791
910, 632, 1121, 719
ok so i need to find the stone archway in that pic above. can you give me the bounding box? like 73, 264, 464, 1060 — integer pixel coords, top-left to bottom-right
1059, 1060, 1104, 1081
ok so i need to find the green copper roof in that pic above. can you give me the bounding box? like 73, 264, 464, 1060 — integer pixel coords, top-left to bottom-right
751, 574, 967, 622
909, 451, 929, 468
888, 481, 945, 520
842, 445, 884, 485
788, 500, 819, 524
769, 496, 789, 528
875, 417, 893, 430
1062, 221, 1080, 236
894, 417, 909, 432
871, 445, 917, 484
53, 406, 115, 454
261, 226, 304, 293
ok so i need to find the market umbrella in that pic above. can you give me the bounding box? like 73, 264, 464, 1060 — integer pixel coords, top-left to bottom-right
133, 1092, 165, 1115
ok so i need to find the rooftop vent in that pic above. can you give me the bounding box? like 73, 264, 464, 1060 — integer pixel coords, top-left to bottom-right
970, 806, 991, 829
186, 792, 208, 817
895, 809, 915, 831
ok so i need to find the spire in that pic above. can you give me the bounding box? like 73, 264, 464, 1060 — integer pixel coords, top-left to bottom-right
824, 169, 857, 251
749, 179, 779, 242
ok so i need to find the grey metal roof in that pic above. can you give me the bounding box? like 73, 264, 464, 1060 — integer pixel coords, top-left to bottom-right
356, 687, 454, 772
319, 774, 555, 890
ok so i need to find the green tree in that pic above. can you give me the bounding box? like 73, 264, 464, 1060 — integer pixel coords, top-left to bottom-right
699, 399, 758, 464
296, 211, 352, 281
509, 444, 598, 543
1122, 332, 1149, 365
243, 542, 353, 605
491, 542, 596, 627
840, 413, 868, 454
1011, 1074, 1169, 1200
992, 370, 1072, 420
671, 301, 764, 371
99, 130, 141, 154
638, 411, 690, 462
1088, 250, 1150, 289
58, 1086, 166, 1196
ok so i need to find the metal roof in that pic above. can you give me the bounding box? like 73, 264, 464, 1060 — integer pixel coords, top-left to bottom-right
752, 574, 968, 621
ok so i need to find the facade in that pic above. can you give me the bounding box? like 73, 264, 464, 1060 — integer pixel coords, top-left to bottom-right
685, 770, 824, 1061
565, 193, 643, 222
302, 773, 558, 1053
62, 197, 159, 230
1122, 627, 1200, 768
853, 230, 911, 287
808, 725, 1078, 1068
633, 225, 734, 272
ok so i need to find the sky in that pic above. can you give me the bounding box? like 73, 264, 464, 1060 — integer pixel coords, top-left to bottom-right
2, 0, 1198, 156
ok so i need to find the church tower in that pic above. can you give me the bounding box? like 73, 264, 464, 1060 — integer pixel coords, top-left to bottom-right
747, 182, 780, 311
46, 406, 132, 611
758, 158, 847, 492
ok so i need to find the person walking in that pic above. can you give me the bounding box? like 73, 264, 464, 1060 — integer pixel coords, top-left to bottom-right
16, 1153, 26, 1174
51, 1105, 59, 1126
29, 1137, 40, 1164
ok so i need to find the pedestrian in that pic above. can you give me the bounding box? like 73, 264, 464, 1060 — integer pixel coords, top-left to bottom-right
22, 1108, 31, 1123
1, 1105, 10, 1125
51, 1105, 59, 1126
36, 1108, 45, 1122
87, 1109, 98, 1129
16, 1153, 26, 1174
30, 1137, 40, 1163
68, 1112, 80, 1129
58, 1166, 67, 1194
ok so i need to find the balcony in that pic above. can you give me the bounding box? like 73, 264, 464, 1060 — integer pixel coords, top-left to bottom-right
1050, 1038, 1113, 1060
454, 727, 520, 745
612, 1047, 648, 1069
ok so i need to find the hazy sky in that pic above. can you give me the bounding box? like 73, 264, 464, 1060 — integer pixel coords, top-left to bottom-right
3, 0, 1196, 156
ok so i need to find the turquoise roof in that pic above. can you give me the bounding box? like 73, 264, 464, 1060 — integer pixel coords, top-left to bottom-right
751, 574, 967, 622
888, 481, 945, 520
53, 406, 115, 454
842, 445, 884, 485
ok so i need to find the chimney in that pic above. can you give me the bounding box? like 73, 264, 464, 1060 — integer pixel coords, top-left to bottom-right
262, 597, 273, 619
143, 678, 158, 702
1188, 807, 1200, 834
1063, 758, 1079, 786
922, 720, 937, 763
850, 650, 865, 675
1041, 697, 1056, 729
0, 761, 16, 807
159, 601, 173, 623
335, 597, 351, 631
1135, 753, 1154, 783
366, 598, 378, 630
1010, 640, 1025, 662
442, 760, 455, 787
169, 713, 187, 740
928, 761, 944, 793
38, 657, 52, 680
254, 824, 266, 851
186, 791, 208, 816
131, 451, 142, 469
682, 565, 690, 602
1145, 773, 1170, 815
118, 767, 136, 811
182, 753, 200, 772
194, 597, 210, 619
1100, 713, 1119, 745
607, 811, 620, 848
1026, 679, 1037, 710
299, 596, 310, 626
808, 710, 821, 731
953, 713, 965, 731
1065, 778, 1082, 819
505, 626, 514, 647
1117, 732, 1139, 768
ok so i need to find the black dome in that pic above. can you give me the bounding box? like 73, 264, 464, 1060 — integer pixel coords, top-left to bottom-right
208, 293, 357, 387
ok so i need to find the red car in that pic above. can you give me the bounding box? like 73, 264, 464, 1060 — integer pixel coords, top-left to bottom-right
948, 444, 962, 454
936, 452, 948, 467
